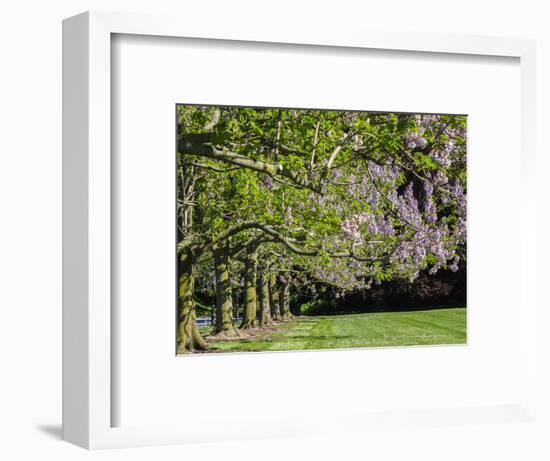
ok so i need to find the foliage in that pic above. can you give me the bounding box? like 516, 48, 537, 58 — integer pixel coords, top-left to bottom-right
178, 106, 466, 289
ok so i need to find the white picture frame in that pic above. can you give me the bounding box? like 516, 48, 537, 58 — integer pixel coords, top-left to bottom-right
62, 10, 538, 450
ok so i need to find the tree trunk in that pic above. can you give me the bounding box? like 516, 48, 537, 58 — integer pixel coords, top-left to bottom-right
259, 270, 273, 326
280, 276, 293, 320
240, 245, 258, 329
177, 253, 208, 354
212, 244, 246, 339
270, 272, 282, 321
233, 289, 239, 323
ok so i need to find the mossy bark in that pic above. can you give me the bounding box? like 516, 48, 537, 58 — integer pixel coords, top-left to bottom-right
212, 244, 246, 339
177, 253, 208, 354
269, 272, 282, 321
240, 245, 258, 329
259, 270, 273, 326
280, 277, 293, 320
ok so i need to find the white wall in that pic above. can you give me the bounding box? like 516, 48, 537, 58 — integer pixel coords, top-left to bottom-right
1, 1, 548, 459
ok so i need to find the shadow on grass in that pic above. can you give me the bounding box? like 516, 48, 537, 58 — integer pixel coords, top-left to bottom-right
273, 334, 355, 342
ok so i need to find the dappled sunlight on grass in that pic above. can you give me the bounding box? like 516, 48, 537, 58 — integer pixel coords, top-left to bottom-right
199, 307, 466, 353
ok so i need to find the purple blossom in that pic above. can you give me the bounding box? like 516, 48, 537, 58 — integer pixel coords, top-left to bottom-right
415, 114, 438, 128
449, 256, 460, 272
403, 131, 428, 149
422, 182, 437, 224
262, 175, 274, 189
331, 169, 343, 181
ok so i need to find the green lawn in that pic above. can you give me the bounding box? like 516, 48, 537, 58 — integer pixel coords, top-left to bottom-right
199, 307, 466, 353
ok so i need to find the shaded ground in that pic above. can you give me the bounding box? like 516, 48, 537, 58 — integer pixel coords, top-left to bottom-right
197, 307, 466, 353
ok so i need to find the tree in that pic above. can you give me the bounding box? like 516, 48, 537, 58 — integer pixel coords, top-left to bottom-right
240, 242, 259, 329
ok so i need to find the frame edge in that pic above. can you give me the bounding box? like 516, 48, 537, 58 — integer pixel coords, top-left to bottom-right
62, 11, 91, 449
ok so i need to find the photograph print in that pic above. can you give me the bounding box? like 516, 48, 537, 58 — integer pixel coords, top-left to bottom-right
176, 105, 467, 354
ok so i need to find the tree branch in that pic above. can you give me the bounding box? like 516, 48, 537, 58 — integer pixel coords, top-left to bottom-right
326, 132, 353, 169
188, 161, 239, 173
203, 108, 221, 131
178, 134, 322, 193
177, 220, 384, 263
178, 135, 282, 176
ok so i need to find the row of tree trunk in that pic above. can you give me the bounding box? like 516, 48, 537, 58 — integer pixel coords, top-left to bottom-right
177, 242, 293, 354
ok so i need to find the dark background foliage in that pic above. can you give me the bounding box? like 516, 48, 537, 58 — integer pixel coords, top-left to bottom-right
296, 266, 466, 315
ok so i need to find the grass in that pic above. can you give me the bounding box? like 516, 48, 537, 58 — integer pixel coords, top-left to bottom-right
199, 307, 466, 353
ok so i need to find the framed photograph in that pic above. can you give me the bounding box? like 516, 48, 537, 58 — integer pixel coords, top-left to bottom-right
63, 11, 538, 449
